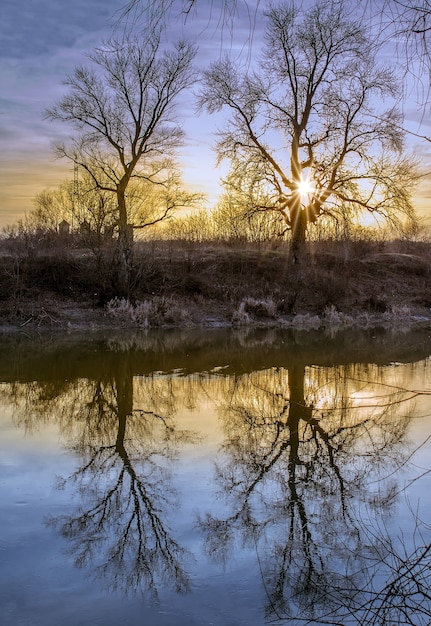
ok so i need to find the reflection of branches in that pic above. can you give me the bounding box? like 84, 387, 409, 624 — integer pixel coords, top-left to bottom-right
4, 358, 213, 597
0, 357, 202, 599
44, 365, 199, 598
355, 519, 431, 626
4, 338, 431, 621
304, 503, 431, 626
199, 363, 426, 624
5, 380, 76, 432
48, 433, 190, 597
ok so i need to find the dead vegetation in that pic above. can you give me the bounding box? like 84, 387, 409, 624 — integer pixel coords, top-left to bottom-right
0, 237, 430, 329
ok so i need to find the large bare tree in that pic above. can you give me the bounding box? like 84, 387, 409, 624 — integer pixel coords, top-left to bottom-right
46, 32, 197, 294
198, 0, 418, 262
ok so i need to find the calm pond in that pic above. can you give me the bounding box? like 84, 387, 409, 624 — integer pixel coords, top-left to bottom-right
1, 327, 431, 626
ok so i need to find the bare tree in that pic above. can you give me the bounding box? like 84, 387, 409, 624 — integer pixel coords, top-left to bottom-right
46, 32, 197, 294
198, 1, 419, 263
32, 175, 117, 237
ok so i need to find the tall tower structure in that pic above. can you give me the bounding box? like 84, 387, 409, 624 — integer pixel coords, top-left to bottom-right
72, 162, 79, 230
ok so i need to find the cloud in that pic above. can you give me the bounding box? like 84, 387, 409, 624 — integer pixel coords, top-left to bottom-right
0, 0, 117, 59
0, 0, 122, 225
0, 0, 232, 225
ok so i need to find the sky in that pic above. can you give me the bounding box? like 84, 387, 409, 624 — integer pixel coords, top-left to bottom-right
0, 0, 255, 227
1, 0, 431, 230
0, 0, 121, 226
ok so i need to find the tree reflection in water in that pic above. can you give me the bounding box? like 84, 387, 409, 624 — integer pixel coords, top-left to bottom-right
9, 357, 197, 598
199, 361, 431, 625
2, 332, 431, 624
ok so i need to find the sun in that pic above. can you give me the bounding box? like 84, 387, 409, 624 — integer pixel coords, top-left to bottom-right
297, 178, 315, 202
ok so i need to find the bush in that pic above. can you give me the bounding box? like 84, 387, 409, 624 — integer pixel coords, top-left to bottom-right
232, 297, 277, 325
106, 296, 190, 327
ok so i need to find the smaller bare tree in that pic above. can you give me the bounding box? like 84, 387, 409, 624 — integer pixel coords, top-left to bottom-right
46, 32, 197, 294
31, 175, 117, 237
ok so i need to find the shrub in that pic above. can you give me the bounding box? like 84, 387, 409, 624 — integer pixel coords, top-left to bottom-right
242, 297, 277, 318
232, 297, 277, 326
232, 301, 252, 326
322, 305, 354, 326
106, 296, 189, 327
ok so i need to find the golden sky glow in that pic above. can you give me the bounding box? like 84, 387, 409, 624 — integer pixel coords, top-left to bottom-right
1, 0, 430, 230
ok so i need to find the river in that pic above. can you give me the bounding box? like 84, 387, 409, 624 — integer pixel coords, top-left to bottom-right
1, 327, 431, 625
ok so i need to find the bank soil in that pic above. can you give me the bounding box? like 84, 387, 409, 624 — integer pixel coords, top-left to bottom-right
0, 239, 430, 331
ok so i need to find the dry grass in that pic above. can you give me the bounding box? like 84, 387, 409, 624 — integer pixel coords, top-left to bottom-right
0, 238, 430, 329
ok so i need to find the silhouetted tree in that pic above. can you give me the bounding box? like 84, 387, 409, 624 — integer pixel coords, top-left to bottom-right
32, 174, 117, 248
46, 32, 196, 294
198, 1, 418, 263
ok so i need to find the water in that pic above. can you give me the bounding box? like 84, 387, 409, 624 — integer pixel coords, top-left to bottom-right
1, 327, 431, 626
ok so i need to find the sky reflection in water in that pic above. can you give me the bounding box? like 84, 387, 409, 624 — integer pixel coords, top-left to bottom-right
1, 328, 431, 626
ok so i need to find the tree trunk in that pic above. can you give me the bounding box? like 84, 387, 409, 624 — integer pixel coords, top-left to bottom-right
287, 363, 313, 538
115, 189, 133, 297
289, 203, 308, 266
115, 359, 133, 458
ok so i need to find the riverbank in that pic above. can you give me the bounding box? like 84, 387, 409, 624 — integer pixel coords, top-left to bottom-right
0, 239, 430, 331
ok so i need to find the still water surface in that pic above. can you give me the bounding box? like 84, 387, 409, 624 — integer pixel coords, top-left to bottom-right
1, 327, 431, 626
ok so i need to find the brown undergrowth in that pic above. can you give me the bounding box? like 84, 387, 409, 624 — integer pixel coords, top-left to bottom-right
0, 238, 430, 329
